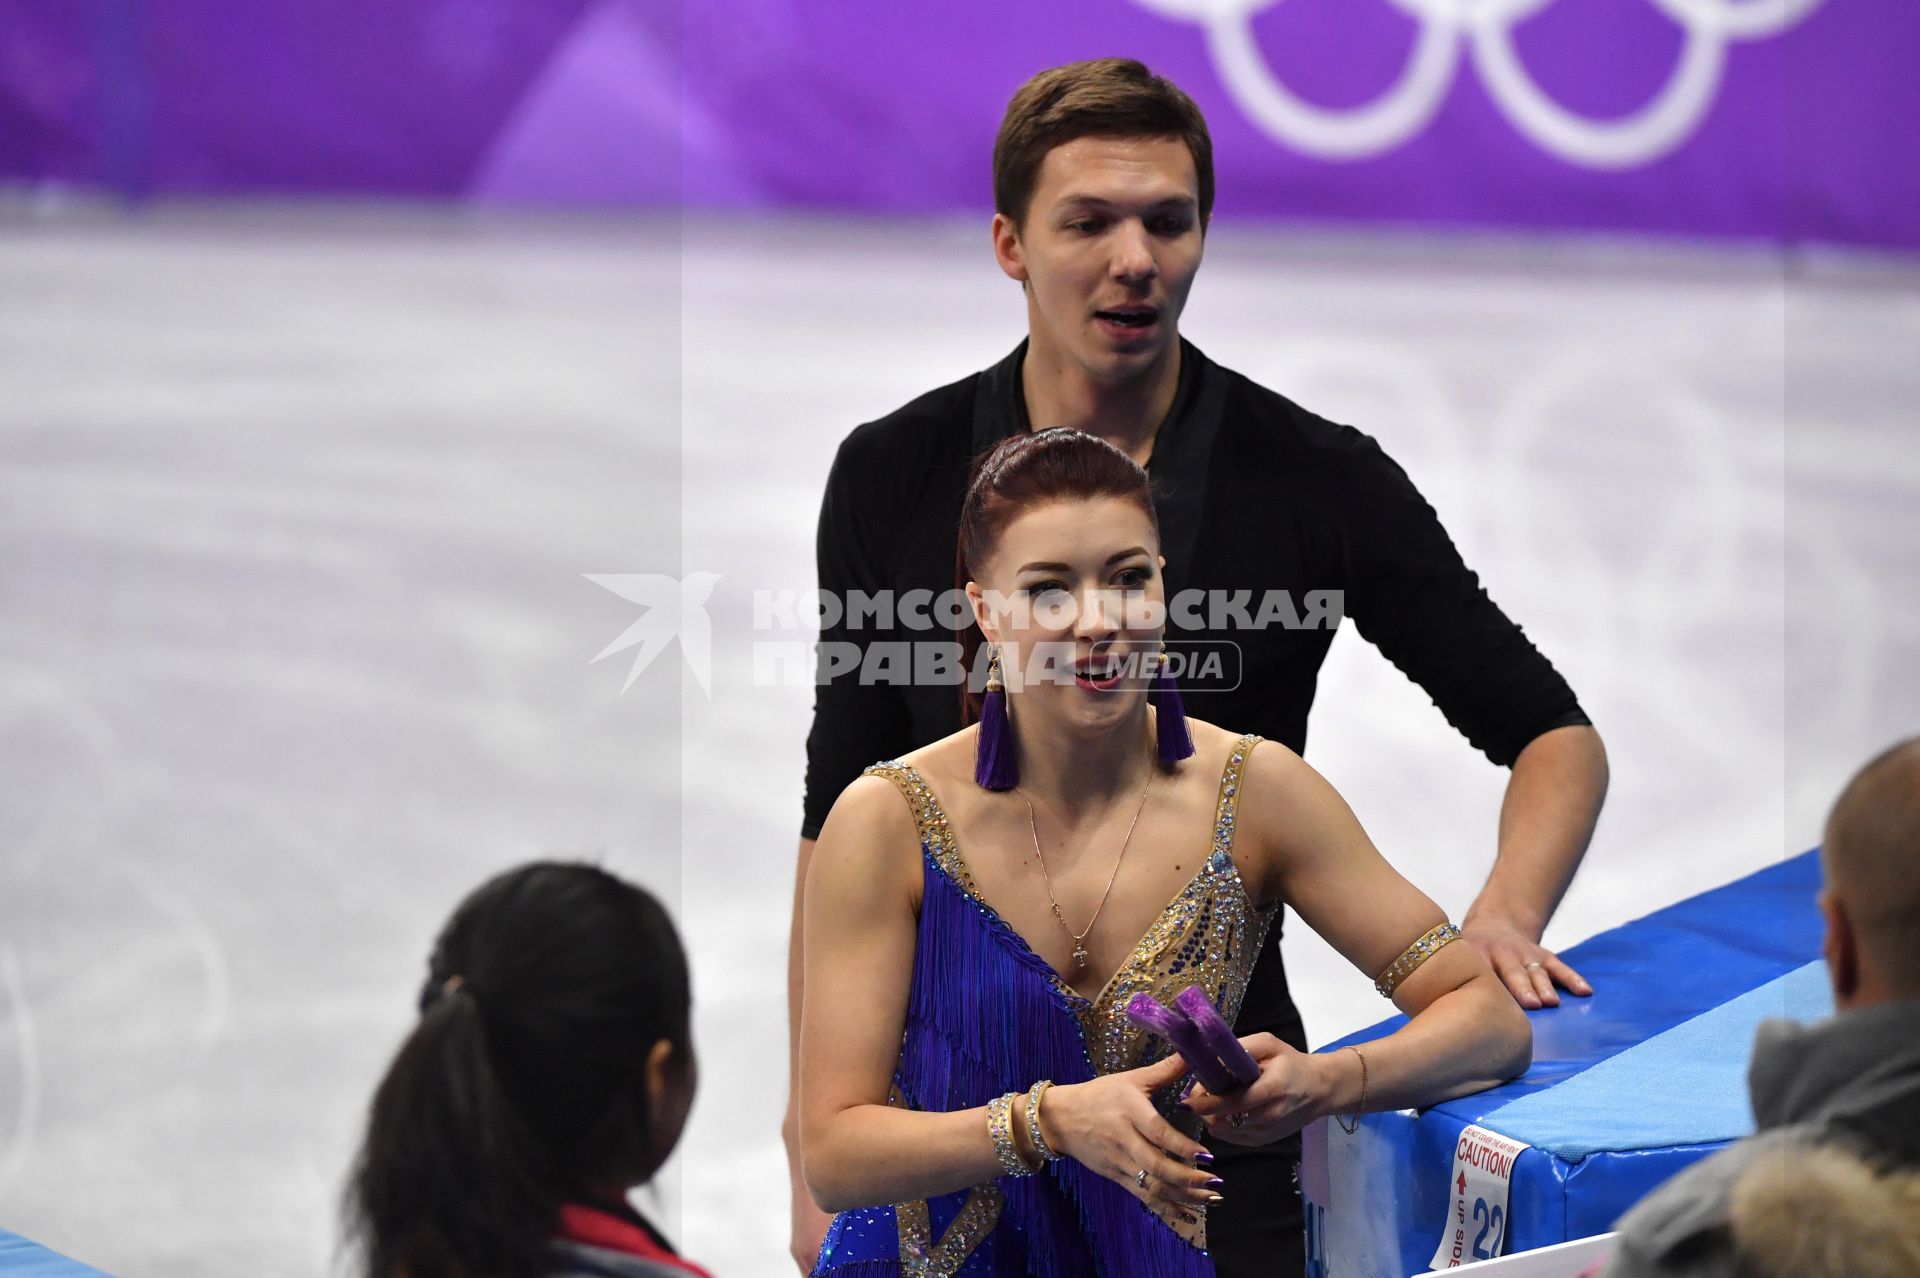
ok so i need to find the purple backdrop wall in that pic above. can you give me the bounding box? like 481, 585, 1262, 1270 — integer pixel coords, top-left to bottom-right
2, 0, 1912, 247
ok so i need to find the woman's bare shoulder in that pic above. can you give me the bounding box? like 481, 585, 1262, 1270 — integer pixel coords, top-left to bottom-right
1232, 732, 1322, 816
806, 776, 927, 925
1231, 733, 1357, 877
1176, 718, 1298, 778
814, 772, 919, 871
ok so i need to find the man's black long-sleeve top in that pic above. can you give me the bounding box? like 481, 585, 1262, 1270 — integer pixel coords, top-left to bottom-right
800, 338, 1588, 1274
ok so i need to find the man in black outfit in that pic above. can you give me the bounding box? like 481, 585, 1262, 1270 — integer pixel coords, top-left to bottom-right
783, 58, 1609, 1278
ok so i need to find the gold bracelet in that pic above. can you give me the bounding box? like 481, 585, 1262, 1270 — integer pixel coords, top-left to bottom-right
1334, 1045, 1369, 1135
1373, 922, 1462, 999
1024, 1080, 1061, 1163
986, 1092, 1037, 1177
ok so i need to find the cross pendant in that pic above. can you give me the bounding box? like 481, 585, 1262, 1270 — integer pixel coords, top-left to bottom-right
1072, 943, 1090, 969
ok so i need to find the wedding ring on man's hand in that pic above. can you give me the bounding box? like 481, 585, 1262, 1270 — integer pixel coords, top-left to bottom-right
1135, 1168, 1149, 1190
1523, 961, 1544, 970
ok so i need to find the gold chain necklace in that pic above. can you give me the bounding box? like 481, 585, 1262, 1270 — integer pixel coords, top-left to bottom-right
1014, 759, 1155, 973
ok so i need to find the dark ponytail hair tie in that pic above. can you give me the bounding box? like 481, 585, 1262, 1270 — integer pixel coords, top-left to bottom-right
432, 973, 478, 1010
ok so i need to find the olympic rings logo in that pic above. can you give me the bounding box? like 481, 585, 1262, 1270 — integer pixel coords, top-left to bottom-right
1131, 0, 1824, 168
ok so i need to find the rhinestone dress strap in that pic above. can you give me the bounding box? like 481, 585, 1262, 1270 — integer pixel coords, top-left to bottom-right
861, 761, 979, 896
1213, 733, 1262, 855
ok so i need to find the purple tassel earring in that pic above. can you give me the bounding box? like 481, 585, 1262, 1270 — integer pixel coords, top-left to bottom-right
1148, 643, 1195, 764
974, 646, 1019, 790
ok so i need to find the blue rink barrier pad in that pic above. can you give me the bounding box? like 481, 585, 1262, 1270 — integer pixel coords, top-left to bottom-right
0, 1229, 110, 1277
1301, 851, 1824, 1277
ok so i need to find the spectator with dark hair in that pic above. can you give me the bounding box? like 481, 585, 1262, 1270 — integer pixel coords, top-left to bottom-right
1604, 738, 1920, 1277
346, 862, 709, 1278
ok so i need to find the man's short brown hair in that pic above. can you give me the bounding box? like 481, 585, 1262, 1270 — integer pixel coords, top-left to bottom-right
993, 59, 1214, 229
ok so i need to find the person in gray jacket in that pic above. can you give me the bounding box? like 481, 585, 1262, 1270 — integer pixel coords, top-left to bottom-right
1605, 736, 1920, 1278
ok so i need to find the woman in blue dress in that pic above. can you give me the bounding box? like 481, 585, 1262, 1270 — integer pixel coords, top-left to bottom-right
799, 429, 1531, 1276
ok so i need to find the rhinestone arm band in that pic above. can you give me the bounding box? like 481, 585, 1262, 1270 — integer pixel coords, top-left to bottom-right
1373, 922, 1463, 999
987, 1092, 1037, 1177
1024, 1080, 1061, 1163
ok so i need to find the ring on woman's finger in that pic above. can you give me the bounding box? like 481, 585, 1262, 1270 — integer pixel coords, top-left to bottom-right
1228, 1111, 1247, 1130
1135, 1168, 1149, 1190
1523, 961, 1543, 970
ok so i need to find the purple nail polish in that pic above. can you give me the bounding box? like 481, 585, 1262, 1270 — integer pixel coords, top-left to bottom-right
1204, 1176, 1225, 1188
1193, 1150, 1215, 1166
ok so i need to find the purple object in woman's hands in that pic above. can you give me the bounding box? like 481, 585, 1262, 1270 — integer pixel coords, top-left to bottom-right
1124, 993, 1240, 1093
1173, 985, 1261, 1088
1123, 992, 1184, 1041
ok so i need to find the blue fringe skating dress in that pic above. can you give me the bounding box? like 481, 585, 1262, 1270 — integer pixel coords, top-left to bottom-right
812, 734, 1277, 1278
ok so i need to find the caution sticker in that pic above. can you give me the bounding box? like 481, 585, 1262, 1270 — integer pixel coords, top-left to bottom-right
1429, 1123, 1530, 1270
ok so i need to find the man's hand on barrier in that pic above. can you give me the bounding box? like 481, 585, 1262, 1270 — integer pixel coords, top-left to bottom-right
1462, 912, 1590, 1010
